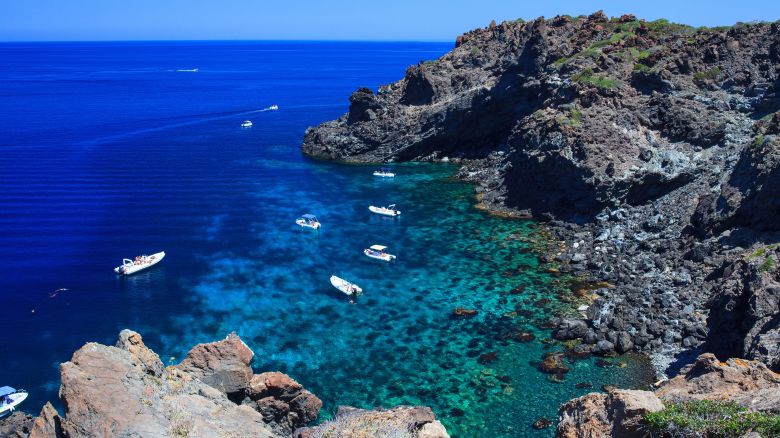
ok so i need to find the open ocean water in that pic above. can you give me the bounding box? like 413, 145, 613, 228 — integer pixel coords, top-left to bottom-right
0, 41, 655, 436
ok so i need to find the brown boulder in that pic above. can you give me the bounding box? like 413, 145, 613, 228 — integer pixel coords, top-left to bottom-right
655, 353, 780, 411
296, 405, 448, 438
556, 389, 663, 438
176, 332, 254, 395
247, 372, 322, 435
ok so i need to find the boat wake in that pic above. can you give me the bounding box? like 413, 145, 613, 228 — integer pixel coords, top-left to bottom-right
78, 108, 275, 146
176, 68, 199, 72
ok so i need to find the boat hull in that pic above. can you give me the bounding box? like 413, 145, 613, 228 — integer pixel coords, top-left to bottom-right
114, 251, 165, 275
296, 219, 320, 229
364, 249, 396, 262
330, 275, 362, 296
0, 391, 27, 416
369, 206, 401, 216
373, 172, 395, 178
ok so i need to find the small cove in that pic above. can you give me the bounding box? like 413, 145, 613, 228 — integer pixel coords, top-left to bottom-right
0, 41, 656, 437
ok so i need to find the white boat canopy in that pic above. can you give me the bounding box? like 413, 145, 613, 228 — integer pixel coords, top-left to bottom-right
369, 245, 387, 251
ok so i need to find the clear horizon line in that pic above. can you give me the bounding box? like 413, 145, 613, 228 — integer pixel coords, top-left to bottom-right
0, 38, 455, 44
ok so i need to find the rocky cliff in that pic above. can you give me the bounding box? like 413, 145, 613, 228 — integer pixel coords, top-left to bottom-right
302, 12, 780, 370
1, 331, 449, 438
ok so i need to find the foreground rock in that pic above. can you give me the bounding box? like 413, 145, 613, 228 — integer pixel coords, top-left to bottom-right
556, 353, 780, 436
557, 389, 663, 438
655, 353, 780, 412
4, 330, 448, 438
302, 11, 780, 371
294, 405, 450, 438
54, 330, 285, 437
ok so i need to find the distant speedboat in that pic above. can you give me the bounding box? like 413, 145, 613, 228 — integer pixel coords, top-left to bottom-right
364, 244, 396, 262
176, 68, 199, 72
114, 251, 165, 275
369, 204, 401, 217
296, 214, 321, 229
0, 387, 28, 416
373, 168, 395, 178
330, 275, 362, 296
269, 104, 279, 110
241, 120, 253, 128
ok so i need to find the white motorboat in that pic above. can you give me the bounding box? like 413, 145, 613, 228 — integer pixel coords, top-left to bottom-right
373, 168, 395, 178
330, 275, 362, 296
369, 204, 401, 217
269, 104, 279, 110
0, 387, 27, 416
114, 251, 165, 275
241, 120, 253, 128
296, 214, 321, 229
364, 244, 396, 262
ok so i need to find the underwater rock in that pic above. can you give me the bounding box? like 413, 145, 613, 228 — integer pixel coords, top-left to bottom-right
539, 352, 570, 374
451, 307, 478, 318
477, 351, 498, 364
532, 417, 552, 429
575, 382, 593, 389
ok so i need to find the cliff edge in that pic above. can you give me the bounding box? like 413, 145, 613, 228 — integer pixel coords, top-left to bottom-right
302, 12, 780, 371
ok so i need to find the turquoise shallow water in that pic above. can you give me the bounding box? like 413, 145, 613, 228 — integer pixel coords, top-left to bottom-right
0, 41, 655, 437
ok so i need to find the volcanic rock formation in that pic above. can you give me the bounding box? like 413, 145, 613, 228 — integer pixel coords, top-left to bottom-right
302, 11, 780, 370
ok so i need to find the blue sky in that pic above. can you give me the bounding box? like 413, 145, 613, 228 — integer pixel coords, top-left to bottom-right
2, 0, 780, 41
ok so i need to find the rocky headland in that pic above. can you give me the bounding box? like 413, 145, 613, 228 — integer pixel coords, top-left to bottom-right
302, 12, 780, 375
0, 330, 449, 438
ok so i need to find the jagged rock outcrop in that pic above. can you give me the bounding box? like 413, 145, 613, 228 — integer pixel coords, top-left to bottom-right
18, 330, 317, 437
655, 353, 780, 412
245, 372, 322, 436
3, 331, 448, 438
301, 12, 780, 369
176, 332, 255, 397
294, 405, 450, 438
557, 389, 663, 438
556, 353, 780, 437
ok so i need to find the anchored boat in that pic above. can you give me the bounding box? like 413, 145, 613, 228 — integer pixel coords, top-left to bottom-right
373, 168, 395, 178
241, 120, 253, 128
114, 251, 165, 275
364, 244, 396, 262
330, 275, 362, 296
296, 214, 321, 229
0, 387, 27, 416
369, 204, 401, 217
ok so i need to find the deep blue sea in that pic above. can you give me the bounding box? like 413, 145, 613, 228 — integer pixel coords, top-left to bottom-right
0, 41, 654, 436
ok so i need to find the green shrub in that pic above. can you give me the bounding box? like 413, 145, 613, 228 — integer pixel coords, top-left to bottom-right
693, 67, 722, 82
752, 135, 766, 148
759, 256, 775, 272
645, 400, 780, 437
571, 68, 619, 89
